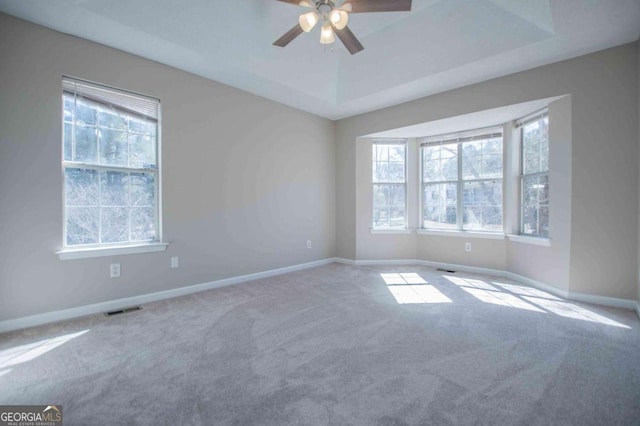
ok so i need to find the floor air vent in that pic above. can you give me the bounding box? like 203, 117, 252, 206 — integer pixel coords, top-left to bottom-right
104, 306, 142, 317
437, 268, 456, 273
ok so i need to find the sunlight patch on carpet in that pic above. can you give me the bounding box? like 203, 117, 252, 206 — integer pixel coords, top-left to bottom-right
382, 273, 452, 304
443, 275, 630, 328
0, 329, 89, 371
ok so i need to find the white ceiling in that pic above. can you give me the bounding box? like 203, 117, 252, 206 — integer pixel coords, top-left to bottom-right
1, 0, 639, 120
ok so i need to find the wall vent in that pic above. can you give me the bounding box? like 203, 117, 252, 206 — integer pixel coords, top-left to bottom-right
104, 306, 142, 317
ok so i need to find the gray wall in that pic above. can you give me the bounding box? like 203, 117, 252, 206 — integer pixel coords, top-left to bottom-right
0, 14, 336, 321
336, 43, 639, 300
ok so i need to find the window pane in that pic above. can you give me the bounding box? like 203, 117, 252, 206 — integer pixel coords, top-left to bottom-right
131, 207, 155, 241
522, 175, 549, 237
74, 125, 97, 163
462, 141, 482, 179
522, 117, 548, 174
373, 184, 389, 207
388, 162, 405, 182
66, 207, 99, 245
462, 138, 503, 180
101, 207, 129, 243
101, 171, 129, 207
100, 129, 128, 166
388, 145, 404, 161
372, 161, 388, 182
98, 109, 126, 130
64, 122, 73, 161
131, 173, 156, 207
423, 145, 457, 182
65, 168, 98, 207
373, 143, 405, 184
129, 117, 156, 135
373, 144, 389, 162
76, 99, 97, 125
373, 207, 389, 228
462, 180, 503, 231
389, 184, 405, 206
372, 183, 405, 228
63, 97, 74, 123
129, 133, 156, 168
423, 183, 457, 229
389, 207, 405, 227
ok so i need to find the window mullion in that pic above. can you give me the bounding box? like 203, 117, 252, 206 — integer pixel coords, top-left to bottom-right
456, 142, 463, 230
97, 170, 102, 244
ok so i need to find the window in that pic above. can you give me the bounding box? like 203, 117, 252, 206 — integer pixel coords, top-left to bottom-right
519, 111, 549, 237
62, 77, 160, 248
421, 128, 503, 232
372, 140, 407, 228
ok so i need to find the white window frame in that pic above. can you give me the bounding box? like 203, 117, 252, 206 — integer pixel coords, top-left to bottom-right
420, 127, 504, 233
517, 109, 549, 238
58, 77, 166, 260
372, 139, 408, 229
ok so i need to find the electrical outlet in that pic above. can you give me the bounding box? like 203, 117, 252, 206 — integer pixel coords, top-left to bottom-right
464, 242, 472, 252
306, 240, 312, 249
110, 263, 121, 278
171, 256, 179, 268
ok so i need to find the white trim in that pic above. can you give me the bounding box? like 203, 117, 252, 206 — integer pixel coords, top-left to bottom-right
2, 257, 635, 333
370, 228, 414, 234
334, 258, 636, 311
345, 258, 421, 266
506, 234, 551, 246
0, 258, 336, 333
334, 257, 504, 277
566, 291, 638, 311
57, 242, 169, 260
503, 271, 569, 299
417, 229, 505, 240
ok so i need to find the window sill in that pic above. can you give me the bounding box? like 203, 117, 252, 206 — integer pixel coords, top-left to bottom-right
57, 242, 169, 260
506, 234, 551, 247
370, 228, 414, 235
416, 229, 505, 240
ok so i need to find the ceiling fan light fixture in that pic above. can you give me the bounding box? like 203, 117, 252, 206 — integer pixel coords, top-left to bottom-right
320, 23, 335, 44
329, 9, 349, 30
299, 11, 319, 32
298, 0, 314, 7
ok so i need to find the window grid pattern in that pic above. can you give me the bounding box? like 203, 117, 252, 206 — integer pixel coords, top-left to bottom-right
421, 130, 503, 232
372, 141, 407, 228
520, 113, 549, 237
62, 79, 160, 247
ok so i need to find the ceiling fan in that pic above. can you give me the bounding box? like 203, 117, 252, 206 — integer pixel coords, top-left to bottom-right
273, 0, 412, 55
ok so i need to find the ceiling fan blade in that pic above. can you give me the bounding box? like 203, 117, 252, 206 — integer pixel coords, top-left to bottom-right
275, 0, 313, 6
334, 25, 364, 55
273, 24, 305, 47
345, 0, 412, 13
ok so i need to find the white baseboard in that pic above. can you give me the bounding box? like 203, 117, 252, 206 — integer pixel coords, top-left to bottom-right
335, 257, 637, 312
503, 271, 570, 300
0, 258, 337, 334
567, 292, 637, 311
2, 257, 637, 333
334, 257, 503, 277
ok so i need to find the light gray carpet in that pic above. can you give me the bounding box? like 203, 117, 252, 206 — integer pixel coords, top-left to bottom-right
1, 263, 639, 425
